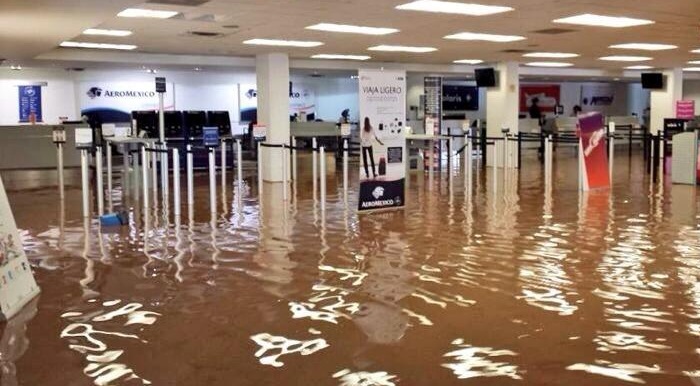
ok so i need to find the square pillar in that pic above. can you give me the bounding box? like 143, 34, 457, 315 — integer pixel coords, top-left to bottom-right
650, 68, 683, 134
486, 62, 520, 167
256, 53, 290, 182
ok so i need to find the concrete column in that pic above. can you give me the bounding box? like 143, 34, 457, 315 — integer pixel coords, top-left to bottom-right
486, 62, 520, 167
650, 68, 683, 134
256, 53, 290, 182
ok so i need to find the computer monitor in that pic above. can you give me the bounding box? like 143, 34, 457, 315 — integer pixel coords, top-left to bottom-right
642, 73, 664, 89
183, 110, 206, 138
475, 68, 496, 88
207, 111, 231, 136
164, 111, 183, 138
133, 110, 158, 138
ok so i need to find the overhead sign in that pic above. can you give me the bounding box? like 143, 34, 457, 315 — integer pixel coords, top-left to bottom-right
0, 176, 40, 320
155, 77, 167, 93
442, 84, 479, 111
79, 81, 174, 123
578, 112, 610, 191
18, 85, 42, 123
239, 82, 316, 121
358, 69, 407, 212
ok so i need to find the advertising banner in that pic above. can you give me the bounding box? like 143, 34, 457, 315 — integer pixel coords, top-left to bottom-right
520, 85, 560, 113
578, 112, 610, 190
0, 176, 40, 320
358, 69, 406, 212
79, 81, 174, 123
18, 85, 42, 123
581, 84, 615, 113
239, 82, 316, 122
442, 84, 479, 112
424, 76, 442, 135
676, 100, 695, 120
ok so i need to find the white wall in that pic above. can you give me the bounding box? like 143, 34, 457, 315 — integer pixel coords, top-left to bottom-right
302, 76, 359, 122
683, 79, 700, 111
0, 68, 77, 125
523, 81, 631, 117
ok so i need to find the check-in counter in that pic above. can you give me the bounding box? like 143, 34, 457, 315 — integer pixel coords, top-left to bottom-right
0, 124, 84, 170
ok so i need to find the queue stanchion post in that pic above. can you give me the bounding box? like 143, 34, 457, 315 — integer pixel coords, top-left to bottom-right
257, 141, 263, 200
312, 137, 318, 198
172, 147, 181, 217
291, 136, 298, 182
221, 138, 227, 191
80, 148, 90, 218
96, 145, 105, 216
343, 138, 349, 199
320, 146, 326, 212
151, 144, 158, 203
54, 128, 65, 200
608, 124, 615, 184
186, 144, 194, 207
162, 143, 169, 206
449, 136, 454, 170
142, 145, 149, 214
106, 142, 112, 210
208, 146, 217, 215
282, 144, 289, 202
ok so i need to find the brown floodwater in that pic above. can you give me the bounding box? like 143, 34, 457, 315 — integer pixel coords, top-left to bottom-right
2, 149, 700, 386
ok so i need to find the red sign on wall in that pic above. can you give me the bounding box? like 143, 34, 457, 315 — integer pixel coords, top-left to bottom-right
676, 100, 695, 119
520, 85, 561, 113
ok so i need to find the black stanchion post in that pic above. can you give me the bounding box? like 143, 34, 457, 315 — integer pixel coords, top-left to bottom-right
628, 126, 633, 157
517, 132, 522, 169
480, 126, 487, 167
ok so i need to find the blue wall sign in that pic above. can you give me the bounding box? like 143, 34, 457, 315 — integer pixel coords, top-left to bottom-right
203, 126, 220, 147
18, 85, 43, 123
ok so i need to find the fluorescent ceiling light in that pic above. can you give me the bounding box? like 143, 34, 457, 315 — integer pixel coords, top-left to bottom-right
60, 41, 137, 50
396, 0, 513, 16
610, 43, 677, 51
688, 61, 700, 65
306, 23, 398, 35
243, 39, 323, 47
453, 59, 484, 64
692, 49, 700, 54
117, 8, 178, 19
368, 45, 437, 53
599, 55, 652, 62
683, 67, 700, 72
523, 52, 579, 58
312, 54, 371, 61
625, 65, 653, 70
444, 32, 525, 42
83, 28, 133, 37
525, 62, 573, 68
554, 13, 654, 28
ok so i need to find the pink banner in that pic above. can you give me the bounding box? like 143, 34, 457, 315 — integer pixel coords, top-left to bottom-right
578, 112, 610, 190
676, 100, 695, 120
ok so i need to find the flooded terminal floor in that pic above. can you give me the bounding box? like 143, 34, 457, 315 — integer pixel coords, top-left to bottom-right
2, 149, 700, 385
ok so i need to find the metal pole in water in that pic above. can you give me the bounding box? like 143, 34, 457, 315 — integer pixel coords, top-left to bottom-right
320, 146, 326, 211
106, 143, 112, 204
162, 143, 169, 205
312, 137, 318, 195
142, 145, 149, 214
186, 144, 194, 206
608, 134, 615, 184
151, 145, 158, 202
81, 148, 90, 218
292, 136, 298, 182
96, 146, 104, 216
221, 139, 227, 190
257, 141, 263, 200
282, 144, 288, 201
209, 148, 216, 215
343, 138, 349, 198
173, 147, 181, 217
57, 142, 65, 200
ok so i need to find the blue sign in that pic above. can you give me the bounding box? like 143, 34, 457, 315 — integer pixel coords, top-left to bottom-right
18, 85, 42, 123
203, 126, 220, 147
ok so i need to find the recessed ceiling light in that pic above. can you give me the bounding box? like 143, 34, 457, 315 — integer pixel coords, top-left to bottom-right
10, 65, 22, 71
60, 41, 137, 50
683, 67, 700, 72
625, 65, 653, 70
194, 67, 202, 71
525, 62, 574, 68
610, 43, 677, 51
688, 61, 700, 65
553, 13, 654, 28
453, 59, 484, 64
523, 52, 579, 58
692, 49, 700, 54
306, 23, 398, 35
444, 32, 525, 42
396, 0, 513, 16
599, 55, 652, 62
311, 54, 371, 61
243, 39, 323, 47
368, 45, 437, 53
83, 28, 133, 37
117, 8, 179, 19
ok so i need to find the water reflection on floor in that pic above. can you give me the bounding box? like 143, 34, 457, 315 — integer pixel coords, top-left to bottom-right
3, 150, 700, 385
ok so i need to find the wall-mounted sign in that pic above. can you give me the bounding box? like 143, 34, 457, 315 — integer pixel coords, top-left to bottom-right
520, 85, 560, 113
239, 82, 316, 122
581, 84, 615, 113
253, 124, 267, 139
676, 100, 695, 120
79, 81, 174, 124
0, 176, 40, 321
442, 84, 478, 111
18, 85, 42, 123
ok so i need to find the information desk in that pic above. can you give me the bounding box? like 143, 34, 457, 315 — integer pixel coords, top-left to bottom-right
0, 124, 83, 170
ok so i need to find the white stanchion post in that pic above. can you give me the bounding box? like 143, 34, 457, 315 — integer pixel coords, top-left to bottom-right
57, 142, 65, 200
151, 145, 158, 202
503, 133, 508, 169
312, 137, 318, 192
320, 146, 326, 211
209, 148, 216, 215
162, 143, 169, 205
221, 139, 227, 190
463, 133, 469, 172
343, 138, 348, 197
81, 149, 90, 218
236, 139, 243, 186
96, 146, 104, 216
186, 144, 194, 206
492, 143, 498, 193
282, 144, 288, 201
609, 135, 614, 183
449, 136, 454, 170
257, 141, 263, 199
173, 148, 181, 217
545, 136, 550, 184
106, 143, 112, 201
292, 136, 298, 181
142, 145, 149, 213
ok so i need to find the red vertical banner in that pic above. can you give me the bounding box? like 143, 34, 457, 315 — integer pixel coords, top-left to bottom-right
578, 112, 610, 190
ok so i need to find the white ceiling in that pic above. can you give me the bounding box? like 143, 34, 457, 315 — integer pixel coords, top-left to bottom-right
3, 0, 700, 74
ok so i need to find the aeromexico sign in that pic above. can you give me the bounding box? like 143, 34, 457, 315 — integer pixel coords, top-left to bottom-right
239, 81, 316, 121
79, 82, 174, 123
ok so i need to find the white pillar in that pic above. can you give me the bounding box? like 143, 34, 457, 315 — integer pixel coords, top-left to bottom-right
256, 53, 290, 182
650, 68, 683, 135
486, 62, 519, 167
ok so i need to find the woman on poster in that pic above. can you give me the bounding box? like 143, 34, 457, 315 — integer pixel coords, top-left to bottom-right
361, 117, 384, 179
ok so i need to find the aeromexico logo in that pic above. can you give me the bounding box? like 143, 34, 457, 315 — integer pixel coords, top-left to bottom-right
86, 86, 156, 99
244, 82, 308, 100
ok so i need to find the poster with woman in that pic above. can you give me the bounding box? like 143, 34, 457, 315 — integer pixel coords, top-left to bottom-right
578, 112, 610, 190
358, 70, 407, 212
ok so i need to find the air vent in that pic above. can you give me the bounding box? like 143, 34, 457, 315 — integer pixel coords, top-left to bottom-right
501, 49, 532, 54
309, 73, 325, 78
147, 0, 210, 5
65, 67, 85, 72
532, 28, 577, 35
187, 31, 224, 38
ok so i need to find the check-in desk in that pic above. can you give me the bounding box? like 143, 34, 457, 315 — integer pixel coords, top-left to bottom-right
0, 124, 84, 170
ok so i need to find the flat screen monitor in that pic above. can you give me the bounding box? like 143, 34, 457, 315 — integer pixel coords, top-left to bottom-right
164, 111, 183, 138
642, 73, 664, 89
183, 110, 206, 138
207, 111, 231, 136
133, 110, 158, 138
475, 68, 496, 88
